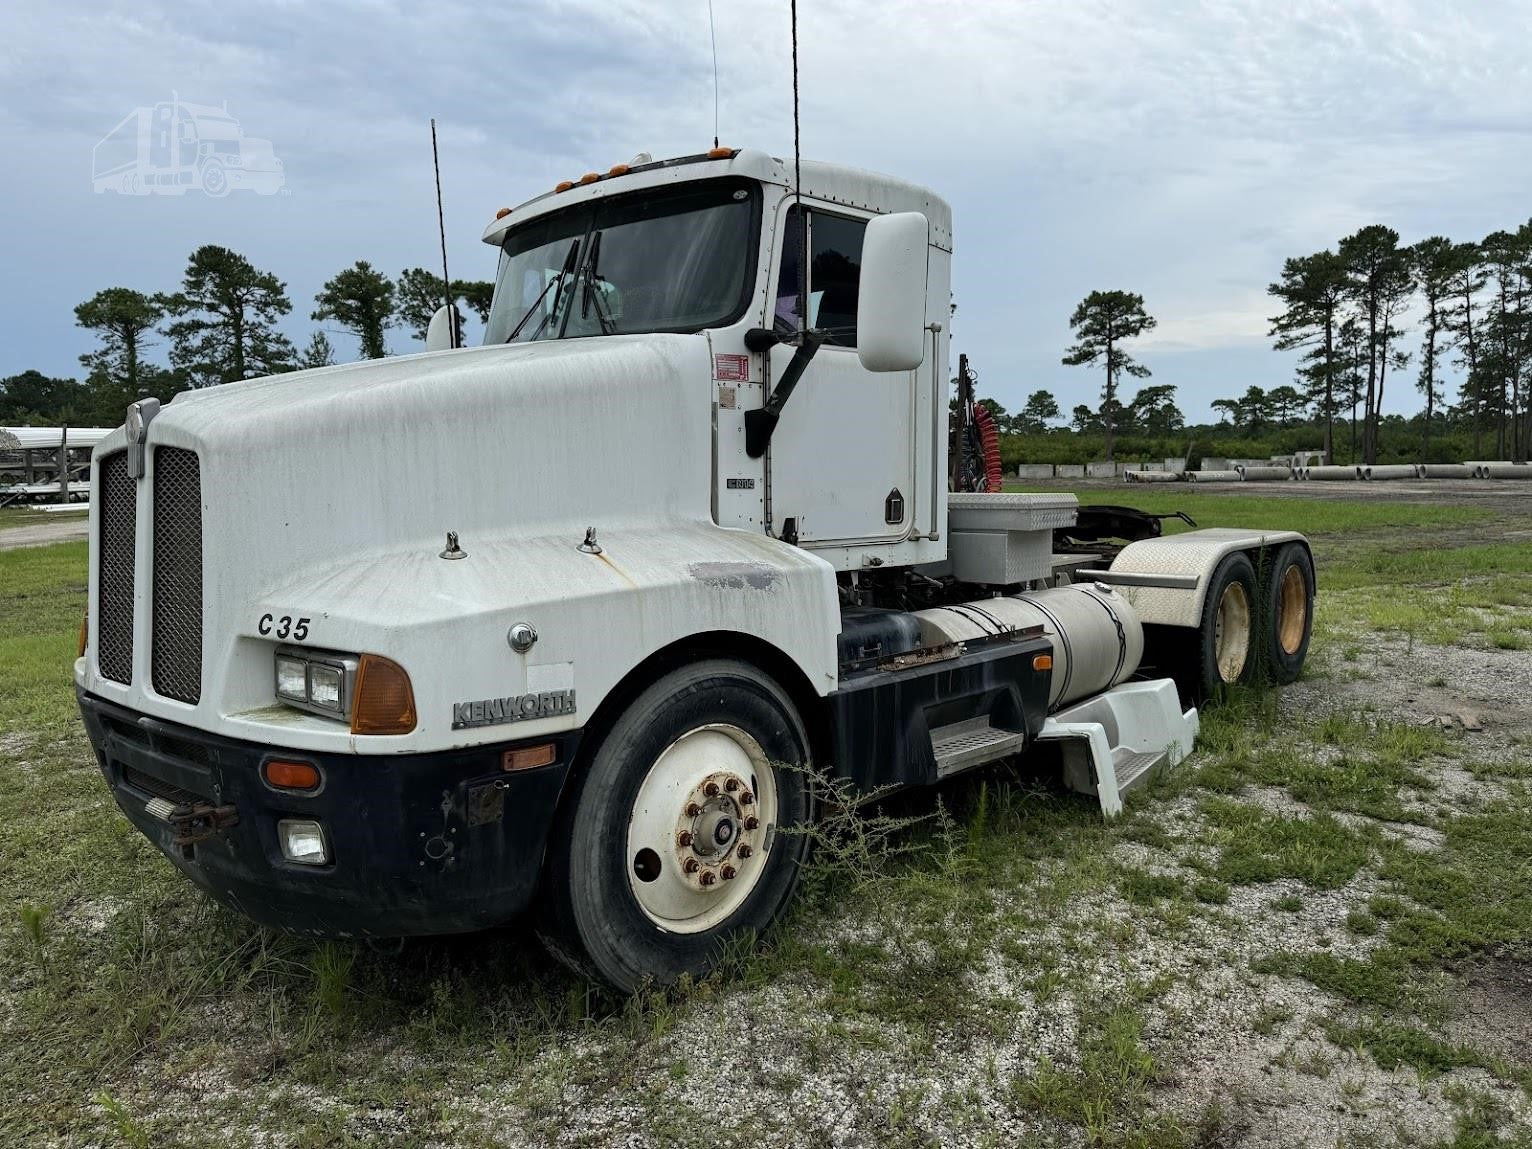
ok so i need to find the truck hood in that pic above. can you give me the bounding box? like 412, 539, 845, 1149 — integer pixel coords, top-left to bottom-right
153, 334, 715, 558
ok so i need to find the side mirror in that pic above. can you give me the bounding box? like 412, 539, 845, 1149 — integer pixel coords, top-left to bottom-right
426, 305, 461, 352
856, 212, 929, 372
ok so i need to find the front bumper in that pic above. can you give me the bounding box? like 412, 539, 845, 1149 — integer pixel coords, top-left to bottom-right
78, 689, 577, 937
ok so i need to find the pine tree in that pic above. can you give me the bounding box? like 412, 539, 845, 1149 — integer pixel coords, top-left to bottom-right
1410, 237, 1456, 459
159, 245, 295, 386
1061, 291, 1156, 462
1268, 250, 1347, 462
299, 331, 336, 369
313, 261, 395, 360
1338, 226, 1413, 465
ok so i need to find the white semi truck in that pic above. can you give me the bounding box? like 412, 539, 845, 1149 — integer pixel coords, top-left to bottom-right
76, 147, 1314, 990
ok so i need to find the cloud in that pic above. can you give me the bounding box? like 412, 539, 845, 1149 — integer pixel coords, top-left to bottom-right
3, 0, 1531, 420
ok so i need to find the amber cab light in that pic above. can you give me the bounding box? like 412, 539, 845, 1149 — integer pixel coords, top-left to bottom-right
607, 163, 630, 177
78, 611, 89, 658
503, 743, 557, 772
707, 146, 736, 159
350, 655, 417, 735
578, 171, 600, 185
495, 207, 512, 219
1032, 653, 1054, 672
554, 180, 575, 193
264, 760, 321, 791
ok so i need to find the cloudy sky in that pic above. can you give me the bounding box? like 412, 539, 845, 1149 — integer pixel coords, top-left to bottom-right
3, 0, 1530, 422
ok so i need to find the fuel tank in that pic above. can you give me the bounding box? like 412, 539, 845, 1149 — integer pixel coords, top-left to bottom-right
913, 584, 1144, 711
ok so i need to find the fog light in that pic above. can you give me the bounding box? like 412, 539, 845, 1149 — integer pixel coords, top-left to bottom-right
278, 819, 329, 865
308, 663, 344, 711
276, 656, 308, 703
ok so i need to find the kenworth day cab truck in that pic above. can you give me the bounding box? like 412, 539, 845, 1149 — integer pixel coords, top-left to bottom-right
76, 147, 1315, 991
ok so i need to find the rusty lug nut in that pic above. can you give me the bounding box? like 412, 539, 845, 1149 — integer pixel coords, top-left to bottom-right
737, 844, 754, 859
739, 791, 755, 806
721, 865, 737, 881
683, 858, 700, 874
699, 870, 717, 886
744, 816, 760, 831
725, 778, 740, 792
677, 830, 693, 848
685, 802, 701, 817
703, 781, 720, 797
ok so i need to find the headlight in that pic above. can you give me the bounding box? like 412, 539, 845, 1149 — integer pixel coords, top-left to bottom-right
273, 647, 358, 721
278, 819, 330, 866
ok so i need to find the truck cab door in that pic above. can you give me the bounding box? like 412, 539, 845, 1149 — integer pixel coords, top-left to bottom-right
764, 203, 917, 552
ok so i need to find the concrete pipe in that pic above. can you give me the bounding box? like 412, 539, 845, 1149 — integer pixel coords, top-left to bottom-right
1464, 462, 1496, 478
913, 585, 1144, 711
1481, 462, 1532, 480
1188, 469, 1242, 483
1125, 469, 1182, 483
1419, 464, 1473, 479
1305, 465, 1360, 481
1361, 464, 1420, 481
1236, 465, 1295, 482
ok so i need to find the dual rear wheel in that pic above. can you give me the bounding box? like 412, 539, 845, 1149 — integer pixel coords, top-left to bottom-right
1192, 543, 1314, 698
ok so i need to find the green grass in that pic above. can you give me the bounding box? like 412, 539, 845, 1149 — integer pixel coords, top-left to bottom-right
0, 540, 86, 733
0, 506, 87, 531
2, 486, 1531, 1143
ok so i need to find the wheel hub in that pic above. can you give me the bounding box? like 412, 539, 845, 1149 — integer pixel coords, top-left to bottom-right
626, 724, 779, 933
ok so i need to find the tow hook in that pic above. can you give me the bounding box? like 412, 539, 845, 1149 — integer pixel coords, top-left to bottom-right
144, 796, 240, 847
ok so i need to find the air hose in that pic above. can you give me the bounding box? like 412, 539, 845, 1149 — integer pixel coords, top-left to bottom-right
972, 403, 1004, 491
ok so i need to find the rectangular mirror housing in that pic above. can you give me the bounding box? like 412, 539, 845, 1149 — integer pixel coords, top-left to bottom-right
856, 212, 930, 372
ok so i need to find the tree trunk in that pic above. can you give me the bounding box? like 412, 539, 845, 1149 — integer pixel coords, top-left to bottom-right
1322, 314, 1335, 464
1364, 302, 1379, 465
1103, 331, 1116, 463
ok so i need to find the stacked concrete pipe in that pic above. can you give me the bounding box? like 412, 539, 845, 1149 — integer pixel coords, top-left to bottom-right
1467, 461, 1532, 479
1236, 464, 1295, 481
1303, 465, 1361, 480
1187, 469, 1242, 483
1360, 464, 1421, 480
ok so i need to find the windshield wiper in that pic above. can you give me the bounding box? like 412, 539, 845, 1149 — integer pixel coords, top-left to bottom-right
505, 239, 580, 343
580, 230, 616, 335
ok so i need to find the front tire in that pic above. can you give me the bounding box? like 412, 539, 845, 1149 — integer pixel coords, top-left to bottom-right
538, 660, 813, 992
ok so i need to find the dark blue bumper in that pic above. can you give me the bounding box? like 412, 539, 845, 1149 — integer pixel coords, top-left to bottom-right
77, 689, 576, 938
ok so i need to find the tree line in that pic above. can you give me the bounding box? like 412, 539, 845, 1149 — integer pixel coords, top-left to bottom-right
1266, 222, 1532, 465
0, 245, 490, 426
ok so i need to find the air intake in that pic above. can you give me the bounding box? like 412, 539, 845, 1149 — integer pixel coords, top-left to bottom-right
151, 447, 203, 704
96, 452, 136, 684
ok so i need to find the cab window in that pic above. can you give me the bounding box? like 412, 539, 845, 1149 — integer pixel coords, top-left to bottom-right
774, 206, 866, 347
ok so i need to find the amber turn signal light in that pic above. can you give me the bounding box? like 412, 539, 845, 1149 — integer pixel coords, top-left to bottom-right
264, 759, 321, 791
1033, 653, 1054, 672
502, 743, 557, 772
350, 655, 417, 735
78, 611, 88, 658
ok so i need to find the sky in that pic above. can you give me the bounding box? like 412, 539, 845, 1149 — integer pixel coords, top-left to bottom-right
3, 0, 1531, 423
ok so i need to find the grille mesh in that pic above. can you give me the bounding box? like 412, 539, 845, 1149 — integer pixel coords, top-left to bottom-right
151, 447, 204, 704
96, 452, 136, 684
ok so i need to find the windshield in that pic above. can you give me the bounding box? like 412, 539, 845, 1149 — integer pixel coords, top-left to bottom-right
483, 177, 758, 345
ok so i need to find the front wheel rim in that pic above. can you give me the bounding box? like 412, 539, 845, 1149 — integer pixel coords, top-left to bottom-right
626, 723, 779, 934
1214, 582, 1251, 683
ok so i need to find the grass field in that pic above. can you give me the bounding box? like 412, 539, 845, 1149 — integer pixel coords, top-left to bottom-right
2, 490, 1530, 1147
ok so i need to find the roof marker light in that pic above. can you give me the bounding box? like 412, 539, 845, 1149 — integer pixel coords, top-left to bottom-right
607, 163, 630, 177
707, 146, 736, 159
495, 207, 512, 219
554, 180, 575, 193
578, 172, 600, 185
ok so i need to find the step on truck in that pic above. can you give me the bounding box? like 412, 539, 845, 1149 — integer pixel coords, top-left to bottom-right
76, 147, 1315, 991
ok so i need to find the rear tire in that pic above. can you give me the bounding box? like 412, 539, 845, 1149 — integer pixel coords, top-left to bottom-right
1263, 543, 1314, 684
1194, 552, 1258, 700
537, 660, 813, 992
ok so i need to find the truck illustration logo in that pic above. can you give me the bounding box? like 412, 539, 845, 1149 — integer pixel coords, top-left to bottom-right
93, 93, 285, 197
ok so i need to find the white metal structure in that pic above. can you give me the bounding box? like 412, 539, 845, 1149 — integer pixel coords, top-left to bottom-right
75, 146, 1315, 991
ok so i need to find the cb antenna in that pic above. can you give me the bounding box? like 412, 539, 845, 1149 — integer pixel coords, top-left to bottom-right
708, 0, 720, 149
431, 118, 456, 349
791, 0, 805, 339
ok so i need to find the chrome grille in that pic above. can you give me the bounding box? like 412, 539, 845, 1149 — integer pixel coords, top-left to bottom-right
96, 452, 136, 684
151, 447, 203, 704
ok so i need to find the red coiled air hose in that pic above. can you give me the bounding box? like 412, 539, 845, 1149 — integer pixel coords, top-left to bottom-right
972, 404, 1004, 492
